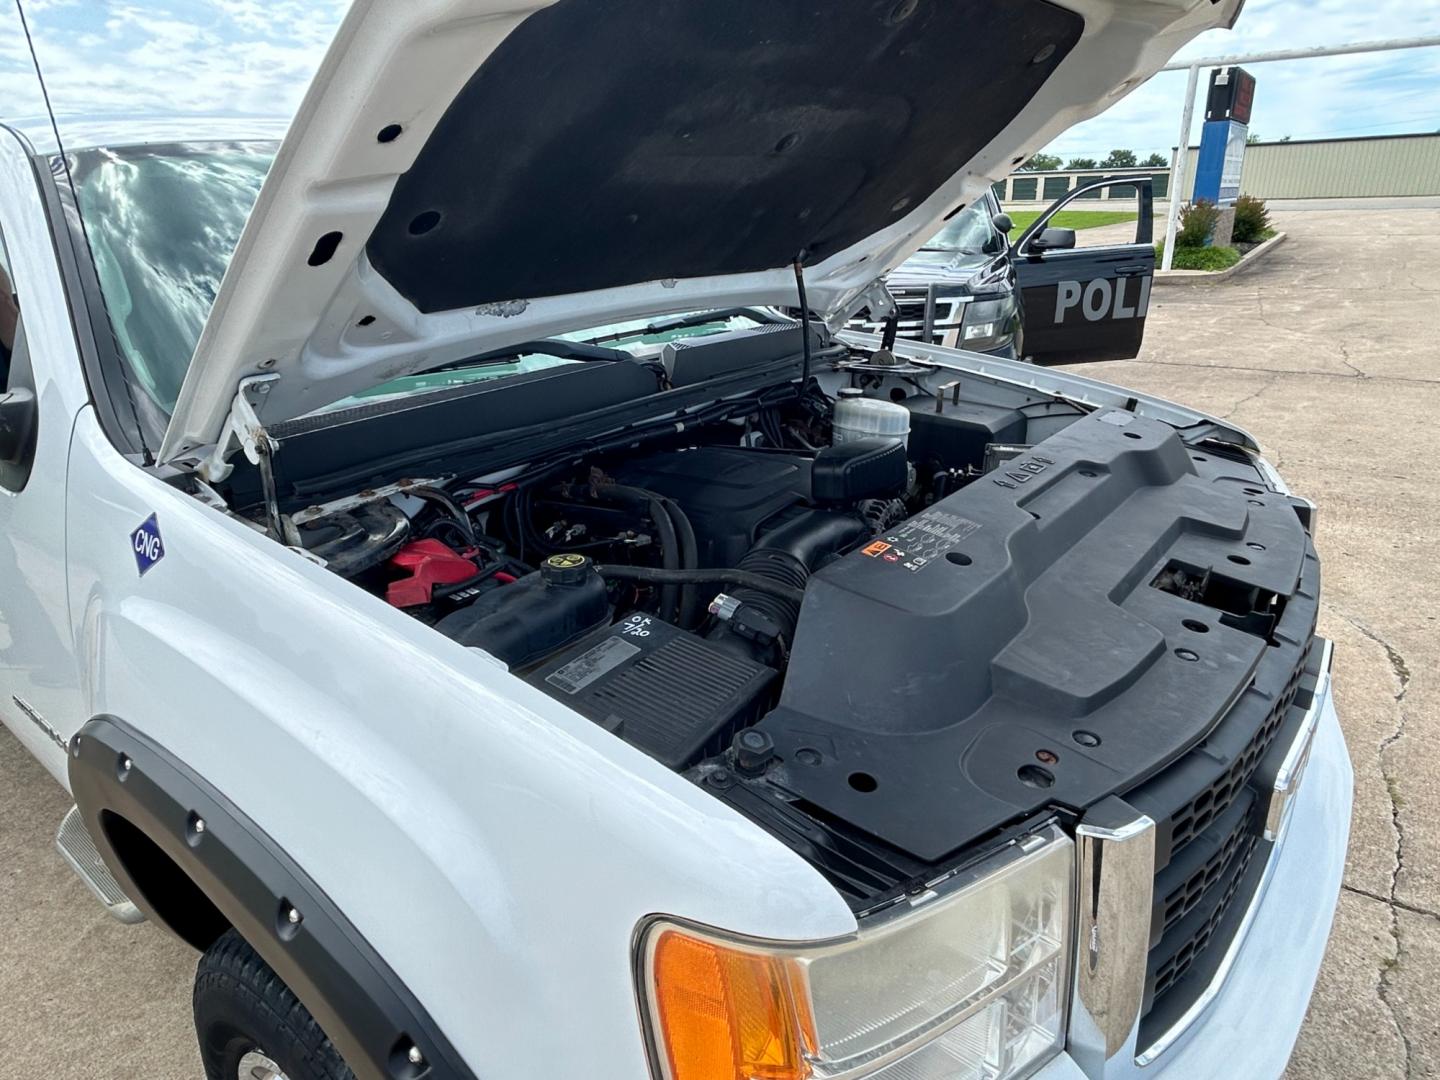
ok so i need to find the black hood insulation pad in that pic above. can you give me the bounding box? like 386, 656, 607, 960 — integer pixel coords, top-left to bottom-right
366, 0, 1082, 312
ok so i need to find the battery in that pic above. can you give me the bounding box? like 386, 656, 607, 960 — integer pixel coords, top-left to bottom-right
524, 613, 776, 769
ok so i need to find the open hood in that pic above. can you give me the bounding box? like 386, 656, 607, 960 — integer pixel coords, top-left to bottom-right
159, 0, 1243, 470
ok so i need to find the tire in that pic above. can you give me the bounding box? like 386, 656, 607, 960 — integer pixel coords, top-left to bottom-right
194, 928, 355, 1080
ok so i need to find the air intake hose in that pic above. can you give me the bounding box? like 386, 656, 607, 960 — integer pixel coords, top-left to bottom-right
716, 511, 868, 652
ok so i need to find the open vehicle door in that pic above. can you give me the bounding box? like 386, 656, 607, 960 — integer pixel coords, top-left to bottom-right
1013, 176, 1154, 365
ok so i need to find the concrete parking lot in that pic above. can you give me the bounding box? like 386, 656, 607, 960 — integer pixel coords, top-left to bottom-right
1066, 205, 1440, 1080
1, 205, 1437, 1078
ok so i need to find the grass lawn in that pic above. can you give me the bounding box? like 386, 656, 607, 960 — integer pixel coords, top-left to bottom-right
1008, 209, 1137, 232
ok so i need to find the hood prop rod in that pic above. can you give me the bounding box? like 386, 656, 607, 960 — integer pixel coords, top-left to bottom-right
200, 374, 296, 544
792, 255, 814, 389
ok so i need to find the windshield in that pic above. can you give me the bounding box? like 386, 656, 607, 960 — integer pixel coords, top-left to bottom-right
313, 310, 772, 415
919, 200, 997, 253
68, 140, 774, 421
68, 141, 277, 414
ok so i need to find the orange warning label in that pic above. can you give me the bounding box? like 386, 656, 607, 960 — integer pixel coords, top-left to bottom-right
861, 540, 892, 557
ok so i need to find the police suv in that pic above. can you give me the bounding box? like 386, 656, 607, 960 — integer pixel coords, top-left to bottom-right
0, 1, 1349, 1079
848, 180, 1157, 364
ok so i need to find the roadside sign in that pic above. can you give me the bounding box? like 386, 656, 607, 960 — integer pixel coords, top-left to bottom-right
1194, 67, 1256, 206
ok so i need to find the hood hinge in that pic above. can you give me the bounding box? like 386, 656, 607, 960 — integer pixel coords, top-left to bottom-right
830, 279, 897, 333
198, 374, 280, 484
199, 374, 293, 543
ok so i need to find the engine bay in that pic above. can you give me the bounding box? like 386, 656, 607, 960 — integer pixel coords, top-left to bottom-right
228, 324, 1314, 905
293, 384, 951, 768
268, 324, 1070, 776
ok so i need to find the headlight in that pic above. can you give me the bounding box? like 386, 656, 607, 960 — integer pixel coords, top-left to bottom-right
959, 296, 1018, 352
638, 826, 1073, 1080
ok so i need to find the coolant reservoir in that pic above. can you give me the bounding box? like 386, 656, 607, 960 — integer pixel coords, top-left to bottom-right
832, 389, 910, 447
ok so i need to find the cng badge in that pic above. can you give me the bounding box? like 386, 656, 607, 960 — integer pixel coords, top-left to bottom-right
130, 513, 165, 576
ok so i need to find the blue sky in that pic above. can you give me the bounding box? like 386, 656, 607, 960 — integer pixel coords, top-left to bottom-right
0, 0, 349, 141
0, 0, 1436, 159
1047, 0, 1440, 159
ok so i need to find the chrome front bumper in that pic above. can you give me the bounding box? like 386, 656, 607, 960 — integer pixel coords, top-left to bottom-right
1041, 639, 1351, 1080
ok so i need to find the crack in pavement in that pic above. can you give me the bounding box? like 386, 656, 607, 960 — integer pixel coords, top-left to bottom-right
1127, 357, 1440, 387
1337, 341, 1368, 380
1254, 292, 1311, 341
1252, 290, 1335, 343
1338, 610, 1415, 1079
1217, 372, 1280, 420
1341, 884, 1440, 923
1149, 287, 1431, 387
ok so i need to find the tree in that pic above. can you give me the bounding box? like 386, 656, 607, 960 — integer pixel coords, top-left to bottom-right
1141, 152, 1168, 167
1019, 152, 1061, 171
1246, 131, 1261, 145
1100, 148, 1137, 168
1065, 156, 1098, 169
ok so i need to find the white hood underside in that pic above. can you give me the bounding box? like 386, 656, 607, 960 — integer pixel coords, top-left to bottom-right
158, 0, 1242, 468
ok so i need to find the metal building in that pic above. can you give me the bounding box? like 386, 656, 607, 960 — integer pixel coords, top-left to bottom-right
998, 133, 1440, 204
1185, 134, 1440, 199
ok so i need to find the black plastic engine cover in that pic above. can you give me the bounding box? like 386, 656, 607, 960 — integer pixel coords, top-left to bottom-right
756, 409, 1313, 862
608, 446, 811, 566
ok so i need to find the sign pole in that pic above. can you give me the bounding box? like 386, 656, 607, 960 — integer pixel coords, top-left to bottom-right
1161, 63, 1199, 273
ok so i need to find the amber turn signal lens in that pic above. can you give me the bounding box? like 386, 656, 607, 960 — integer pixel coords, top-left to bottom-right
650, 928, 815, 1080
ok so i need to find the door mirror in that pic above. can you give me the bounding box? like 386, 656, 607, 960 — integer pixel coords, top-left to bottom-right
1029, 227, 1076, 253
0, 387, 36, 463
991, 212, 1014, 235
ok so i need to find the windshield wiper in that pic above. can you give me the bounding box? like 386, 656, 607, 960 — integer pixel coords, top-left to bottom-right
584, 307, 775, 344
421, 338, 631, 376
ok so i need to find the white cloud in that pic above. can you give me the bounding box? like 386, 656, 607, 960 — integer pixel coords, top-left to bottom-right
0, 0, 1433, 167
1047, 0, 1440, 158
0, 0, 350, 147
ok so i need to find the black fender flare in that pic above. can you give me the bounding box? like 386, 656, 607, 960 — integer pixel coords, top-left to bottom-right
68, 716, 479, 1080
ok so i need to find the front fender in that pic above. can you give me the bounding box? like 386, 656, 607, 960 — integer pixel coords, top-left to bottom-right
68, 715, 476, 1080
64, 410, 855, 1078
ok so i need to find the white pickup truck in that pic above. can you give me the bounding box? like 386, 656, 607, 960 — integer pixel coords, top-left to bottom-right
2, 1, 1349, 1079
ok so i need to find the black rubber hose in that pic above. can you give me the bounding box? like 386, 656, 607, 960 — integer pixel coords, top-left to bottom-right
411, 486, 478, 547
710, 511, 868, 657
751, 511, 869, 569
592, 565, 807, 607
508, 486, 549, 563
592, 483, 681, 621
662, 497, 701, 628
732, 548, 811, 631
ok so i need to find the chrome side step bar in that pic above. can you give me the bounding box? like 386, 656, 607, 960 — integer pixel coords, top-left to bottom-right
55, 806, 144, 924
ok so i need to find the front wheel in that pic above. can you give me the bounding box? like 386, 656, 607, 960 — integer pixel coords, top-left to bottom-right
194, 928, 355, 1080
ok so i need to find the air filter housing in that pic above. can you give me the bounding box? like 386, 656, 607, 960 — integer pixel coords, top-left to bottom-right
525, 613, 776, 769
